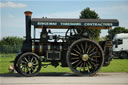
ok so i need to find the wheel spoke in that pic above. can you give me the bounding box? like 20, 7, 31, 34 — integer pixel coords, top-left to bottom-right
79, 63, 83, 71
29, 69, 31, 74
28, 56, 31, 62
89, 60, 99, 67
33, 57, 37, 63
21, 61, 27, 65
71, 60, 79, 65
31, 57, 34, 62
21, 65, 26, 68
88, 61, 95, 69
83, 62, 85, 72
87, 62, 93, 69
24, 57, 29, 63
33, 64, 39, 66
96, 48, 100, 56
86, 45, 91, 54
75, 61, 82, 68
71, 53, 79, 56
73, 49, 80, 55
89, 52, 97, 57
21, 65, 26, 72
26, 67, 29, 73
89, 46, 96, 54
81, 43, 85, 53
71, 57, 79, 60
24, 66, 26, 72
86, 63, 90, 72
31, 67, 34, 73
85, 42, 87, 53
92, 56, 100, 58
76, 45, 81, 52
89, 58, 97, 62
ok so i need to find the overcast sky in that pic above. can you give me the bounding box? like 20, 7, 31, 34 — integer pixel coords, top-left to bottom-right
0, 0, 128, 39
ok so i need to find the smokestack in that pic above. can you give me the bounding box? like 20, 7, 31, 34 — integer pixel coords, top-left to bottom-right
24, 11, 32, 42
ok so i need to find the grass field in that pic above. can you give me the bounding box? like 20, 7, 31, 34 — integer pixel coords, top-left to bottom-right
0, 53, 128, 74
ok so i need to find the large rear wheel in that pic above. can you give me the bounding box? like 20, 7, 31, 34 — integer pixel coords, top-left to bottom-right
67, 38, 104, 76
17, 52, 41, 76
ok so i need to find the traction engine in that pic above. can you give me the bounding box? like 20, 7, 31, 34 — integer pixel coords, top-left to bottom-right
14, 11, 119, 76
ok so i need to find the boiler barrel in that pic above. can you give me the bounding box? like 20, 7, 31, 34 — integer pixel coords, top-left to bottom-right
31, 42, 62, 55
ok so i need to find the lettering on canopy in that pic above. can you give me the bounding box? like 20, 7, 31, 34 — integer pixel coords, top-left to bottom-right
37, 22, 113, 27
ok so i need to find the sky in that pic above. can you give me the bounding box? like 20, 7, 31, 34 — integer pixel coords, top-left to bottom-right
0, 0, 128, 39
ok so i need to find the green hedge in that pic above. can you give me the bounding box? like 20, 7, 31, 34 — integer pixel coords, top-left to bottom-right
0, 36, 23, 53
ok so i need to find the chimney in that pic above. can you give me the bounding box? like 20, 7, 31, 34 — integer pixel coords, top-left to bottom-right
24, 11, 32, 42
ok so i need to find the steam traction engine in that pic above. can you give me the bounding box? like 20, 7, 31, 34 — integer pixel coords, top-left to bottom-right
14, 11, 119, 76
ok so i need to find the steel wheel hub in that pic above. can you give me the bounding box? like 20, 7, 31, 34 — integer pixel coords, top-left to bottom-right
28, 62, 33, 67
82, 54, 89, 61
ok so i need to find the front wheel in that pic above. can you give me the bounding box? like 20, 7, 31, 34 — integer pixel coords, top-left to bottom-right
66, 38, 104, 76
14, 52, 23, 74
17, 52, 41, 76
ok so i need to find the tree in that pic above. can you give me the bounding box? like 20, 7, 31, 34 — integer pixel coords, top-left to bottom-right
80, 8, 99, 19
0, 36, 23, 53
108, 26, 128, 39
79, 8, 101, 40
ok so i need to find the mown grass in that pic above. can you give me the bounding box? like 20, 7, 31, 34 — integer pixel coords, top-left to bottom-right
0, 53, 16, 73
0, 53, 128, 74
100, 59, 128, 72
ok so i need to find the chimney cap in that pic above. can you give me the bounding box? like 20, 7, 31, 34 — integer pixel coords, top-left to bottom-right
24, 11, 32, 16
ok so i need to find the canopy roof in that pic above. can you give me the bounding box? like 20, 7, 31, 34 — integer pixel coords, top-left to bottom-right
31, 18, 119, 29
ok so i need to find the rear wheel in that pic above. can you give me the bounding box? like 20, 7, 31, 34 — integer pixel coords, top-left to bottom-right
17, 52, 41, 76
67, 38, 104, 76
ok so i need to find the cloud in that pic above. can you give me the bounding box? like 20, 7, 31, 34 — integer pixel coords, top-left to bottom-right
0, 1, 27, 8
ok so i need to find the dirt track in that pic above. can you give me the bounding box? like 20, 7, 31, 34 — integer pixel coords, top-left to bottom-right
0, 72, 128, 85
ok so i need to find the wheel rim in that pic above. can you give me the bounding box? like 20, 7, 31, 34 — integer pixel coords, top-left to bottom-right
67, 39, 104, 75
14, 53, 23, 74
18, 53, 41, 76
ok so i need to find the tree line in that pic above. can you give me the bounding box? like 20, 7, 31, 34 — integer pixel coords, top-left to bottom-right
0, 36, 23, 53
